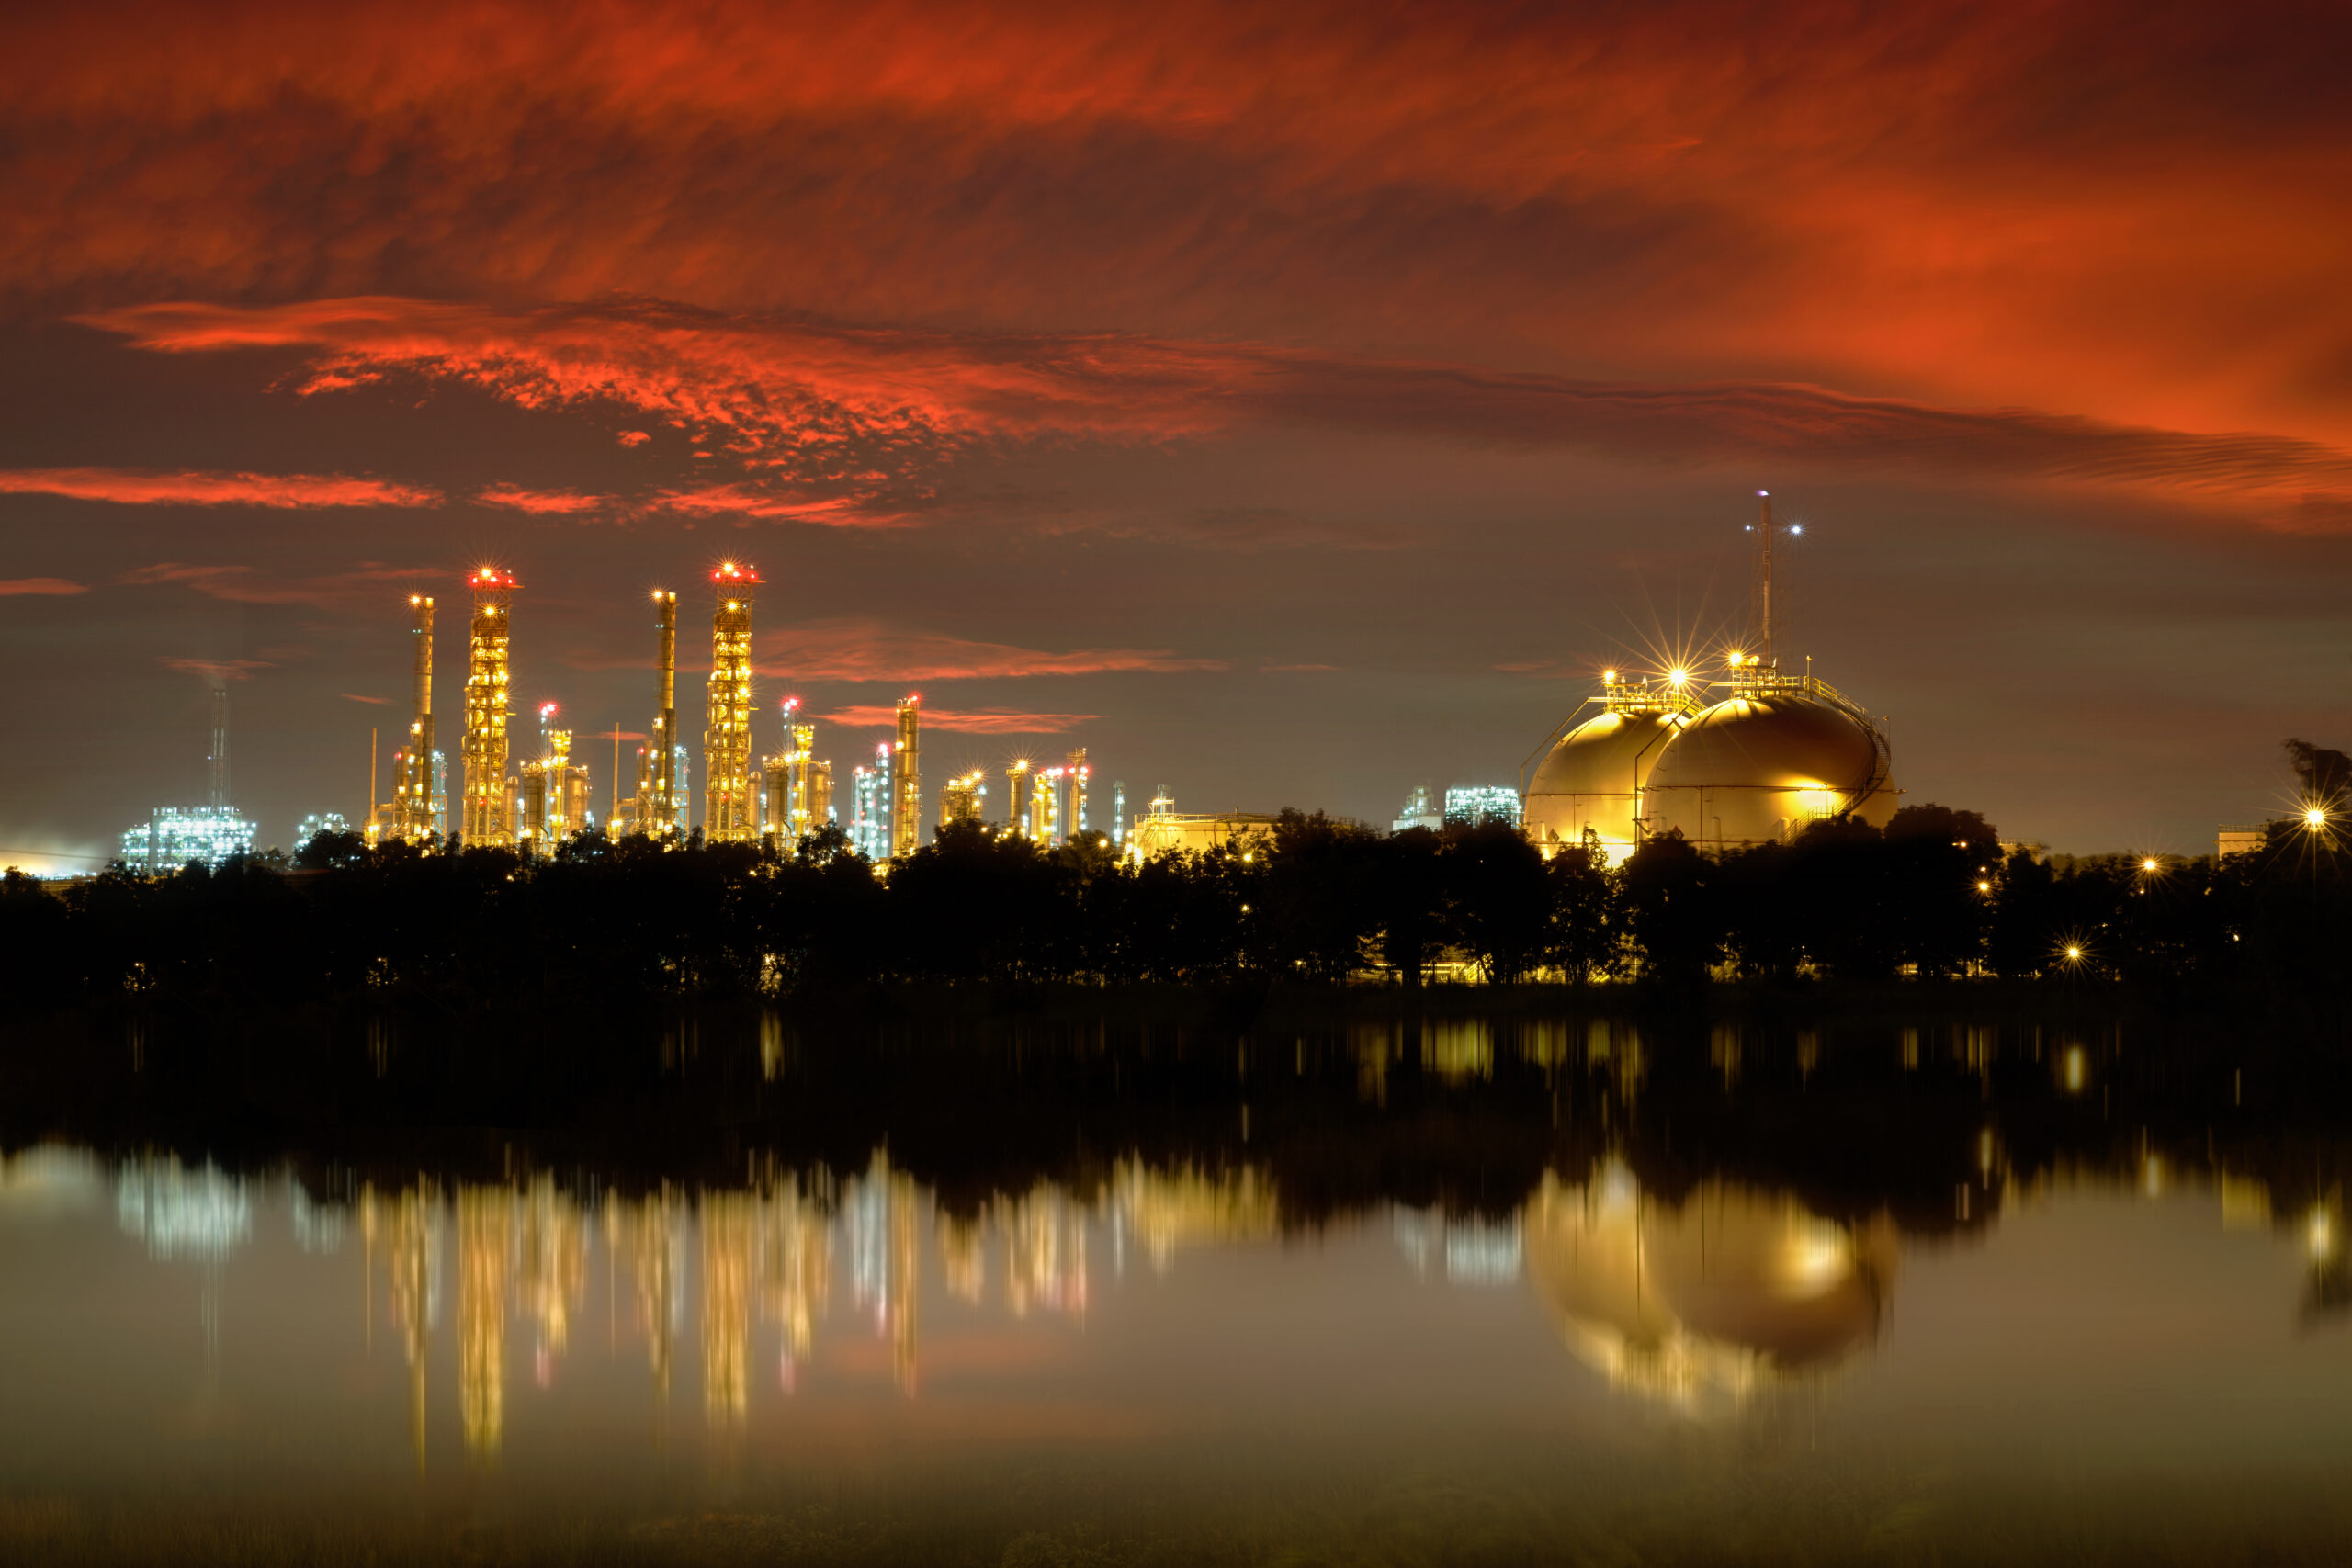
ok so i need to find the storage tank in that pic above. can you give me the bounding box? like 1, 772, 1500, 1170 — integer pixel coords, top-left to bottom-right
1640, 675, 1894, 849
1521, 678, 1692, 863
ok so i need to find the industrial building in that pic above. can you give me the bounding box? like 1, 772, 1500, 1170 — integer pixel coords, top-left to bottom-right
328, 564, 1125, 863
850, 746, 892, 861
940, 770, 986, 829
1522, 494, 1896, 860
1445, 786, 1521, 829
1126, 789, 1275, 862
119, 686, 256, 872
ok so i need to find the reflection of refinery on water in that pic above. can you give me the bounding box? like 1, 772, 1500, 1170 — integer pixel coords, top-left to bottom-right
0, 1090, 2335, 1461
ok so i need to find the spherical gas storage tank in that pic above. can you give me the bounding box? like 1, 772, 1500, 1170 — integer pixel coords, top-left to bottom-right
1522, 705, 1684, 862
1640, 687, 1894, 849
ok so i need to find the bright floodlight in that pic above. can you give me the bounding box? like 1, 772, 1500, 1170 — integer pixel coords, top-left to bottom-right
1668, 667, 1688, 686
2142, 857, 2159, 872
1602, 669, 1618, 683
1727, 650, 1745, 668
2308, 807, 2329, 829
1758, 490, 1769, 497
2066, 944, 2084, 960
1790, 525, 1804, 535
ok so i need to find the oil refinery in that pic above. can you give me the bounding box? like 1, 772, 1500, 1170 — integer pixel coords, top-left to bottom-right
1521, 493, 1897, 862
105, 497, 1898, 875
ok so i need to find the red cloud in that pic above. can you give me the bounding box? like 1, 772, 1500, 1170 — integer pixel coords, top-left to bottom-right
0, 466, 437, 509
340, 692, 390, 705
758, 618, 1226, 682
0, 577, 86, 595
818, 706, 1095, 734
76, 298, 2352, 525
477, 483, 605, 515
160, 658, 270, 682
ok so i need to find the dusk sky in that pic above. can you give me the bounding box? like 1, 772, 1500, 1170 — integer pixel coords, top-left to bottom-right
6, 0, 2351, 865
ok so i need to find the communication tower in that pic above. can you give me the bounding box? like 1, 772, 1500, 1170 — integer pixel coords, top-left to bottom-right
704, 563, 759, 842
891, 695, 921, 856
208, 686, 230, 810
390, 594, 439, 841
460, 567, 516, 845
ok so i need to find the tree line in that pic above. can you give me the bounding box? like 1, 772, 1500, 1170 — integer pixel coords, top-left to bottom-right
3, 779, 2347, 1010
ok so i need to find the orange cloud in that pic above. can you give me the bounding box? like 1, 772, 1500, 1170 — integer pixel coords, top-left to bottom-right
340, 692, 390, 705
759, 618, 1225, 682
0, 466, 437, 509
0, 577, 85, 595
476, 483, 605, 515
818, 705, 1095, 734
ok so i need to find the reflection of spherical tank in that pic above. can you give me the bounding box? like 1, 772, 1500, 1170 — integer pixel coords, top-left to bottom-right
1523, 706, 1684, 864
1521, 1165, 1895, 1412
1641, 691, 1895, 850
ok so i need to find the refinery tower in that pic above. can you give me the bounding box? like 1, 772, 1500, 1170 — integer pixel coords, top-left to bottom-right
704, 562, 759, 843
390, 592, 438, 841
622, 589, 683, 837
461, 568, 517, 846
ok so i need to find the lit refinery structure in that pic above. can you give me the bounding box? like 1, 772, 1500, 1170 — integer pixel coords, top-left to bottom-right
703, 562, 759, 844
891, 697, 921, 858
1522, 494, 1896, 860
460, 568, 517, 847
390, 593, 442, 840
940, 770, 986, 829
119, 685, 257, 872
618, 590, 683, 838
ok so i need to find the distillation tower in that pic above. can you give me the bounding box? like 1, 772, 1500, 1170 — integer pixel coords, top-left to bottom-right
461, 568, 516, 845
1064, 747, 1089, 837
704, 563, 759, 842
891, 696, 921, 857
1006, 760, 1032, 838
643, 589, 681, 835
390, 592, 438, 840
940, 770, 986, 829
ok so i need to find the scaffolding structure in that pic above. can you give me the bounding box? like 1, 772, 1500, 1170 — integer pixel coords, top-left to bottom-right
390, 593, 439, 841
940, 769, 986, 829
461, 568, 516, 845
704, 563, 759, 842
891, 696, 921, 857
649, 590, 680, 834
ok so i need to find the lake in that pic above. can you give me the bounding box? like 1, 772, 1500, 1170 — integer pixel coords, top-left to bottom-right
1, 1006, 2347, 1563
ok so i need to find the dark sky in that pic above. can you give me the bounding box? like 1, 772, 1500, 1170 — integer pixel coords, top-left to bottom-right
6, 0, 2352, 866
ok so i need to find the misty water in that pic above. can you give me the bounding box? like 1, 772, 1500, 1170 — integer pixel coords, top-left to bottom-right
3, 1008, 2350, 1563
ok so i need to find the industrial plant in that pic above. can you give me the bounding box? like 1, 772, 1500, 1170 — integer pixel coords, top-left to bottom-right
104, 500, 1898, 877
313, 561, 1135, 867
1521, 493, 1897, 863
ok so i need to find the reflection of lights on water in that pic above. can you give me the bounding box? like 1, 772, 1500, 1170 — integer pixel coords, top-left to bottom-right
2310, 1207, 2337, 1261
2064, 1046, 2086, 1093
115, 1158, 251, 1261
1393, 1210, 1522, 1286
1774, 1221, 1850, 1298
2143, 1156, 2163, 1197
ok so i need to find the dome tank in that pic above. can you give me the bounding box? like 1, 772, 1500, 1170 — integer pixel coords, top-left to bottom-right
1640, 680, 1894, 849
